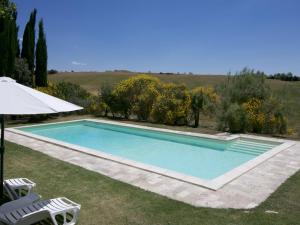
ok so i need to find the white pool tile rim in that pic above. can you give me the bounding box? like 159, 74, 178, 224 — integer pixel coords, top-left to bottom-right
7, 119, 296, 190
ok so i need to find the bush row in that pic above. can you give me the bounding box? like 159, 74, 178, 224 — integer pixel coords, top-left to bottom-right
38, 69, 288, 135
98, 75, 218, 127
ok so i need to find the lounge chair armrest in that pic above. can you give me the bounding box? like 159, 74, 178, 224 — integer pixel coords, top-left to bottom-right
60, 197, 81, 209
19, 178, 36, 187
0, 192, 41, 213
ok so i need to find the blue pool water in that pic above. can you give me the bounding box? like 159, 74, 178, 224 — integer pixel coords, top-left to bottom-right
19, 121, 279, 180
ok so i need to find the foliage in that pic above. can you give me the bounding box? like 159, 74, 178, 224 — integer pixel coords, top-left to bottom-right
111, 75, 161, 119
130, 75, 161, 120
99, 83, 114, 117
0, 0, 16, 19
1, 2, 49, 88
218, 68, 287, 134
44, 70, 290, 136
220, 103, 247, 133
37, 82, 98, 114
21, 8, 36, 83
241, 97, 287, 134
0, 0, 18, 77
268, 72, 300, 81
50, 72, 300, 138
242, 98, 265, 133
151, 83, 191, 125
35, 19, 48, 87
190, 86, 218, 127
261, 97, 287, 134
219, 68, 269, 104
13, 58, 31, 86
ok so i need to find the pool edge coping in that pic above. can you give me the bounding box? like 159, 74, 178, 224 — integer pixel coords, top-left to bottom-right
7, 119, 296, 191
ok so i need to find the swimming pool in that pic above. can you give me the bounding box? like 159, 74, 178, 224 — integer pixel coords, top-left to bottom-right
14, 119, 289, 189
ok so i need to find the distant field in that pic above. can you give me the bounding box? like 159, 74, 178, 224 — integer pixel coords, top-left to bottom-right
49, 72, 300, 139
49, 72, 226, 94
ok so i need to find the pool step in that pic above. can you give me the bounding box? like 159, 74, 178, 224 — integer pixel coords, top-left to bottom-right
229, 144, 272, 152
227, 148, 260, 156
230, 146, 266, 153
226, 139, 277, 156
237, 140, 276, 148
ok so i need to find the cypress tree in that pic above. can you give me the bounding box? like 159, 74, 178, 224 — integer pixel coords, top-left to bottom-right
0, 0, 18, 76
35, 19, 47, 87
15, 25, 20, 58
7, 16, 18, 75
21, 8, 36, 85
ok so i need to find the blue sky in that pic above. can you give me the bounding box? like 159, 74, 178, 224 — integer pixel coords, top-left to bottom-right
14, 0, 300, 74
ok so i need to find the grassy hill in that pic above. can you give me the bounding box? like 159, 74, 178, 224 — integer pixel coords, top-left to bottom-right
49, 72, 300, 139
49, 72, 228, 94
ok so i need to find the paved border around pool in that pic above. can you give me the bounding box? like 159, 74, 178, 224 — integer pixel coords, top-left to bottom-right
8, 119, 296, 190
4, 120, 300, 208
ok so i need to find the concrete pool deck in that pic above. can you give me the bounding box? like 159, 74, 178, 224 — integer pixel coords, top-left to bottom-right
4, 125, 300, 209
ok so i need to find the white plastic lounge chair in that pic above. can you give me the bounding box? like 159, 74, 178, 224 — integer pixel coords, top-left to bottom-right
0, 196, 81, 225
3, 178, 36, 201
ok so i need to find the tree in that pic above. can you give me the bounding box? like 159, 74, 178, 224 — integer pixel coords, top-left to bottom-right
0, 0, 16, 19
21, 8, 36, 85
99, 83, 114, 117
268, 72, 300, 81
6, 13, 18, 75
35, 19, 47, 87
0, 0, 18, 76
13, 58, 31, 86
190, 87, 218, 128
48, 69, 58, 74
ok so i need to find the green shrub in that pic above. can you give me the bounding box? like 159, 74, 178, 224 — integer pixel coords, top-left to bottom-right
222, 103, 247, 133
37, 81, 97, 114
217, 68, 287, 135
219, 68, 269, 104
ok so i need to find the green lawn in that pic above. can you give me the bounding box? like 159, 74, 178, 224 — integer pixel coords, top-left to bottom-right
49, 72, 300, 139
5, 141, 300, 225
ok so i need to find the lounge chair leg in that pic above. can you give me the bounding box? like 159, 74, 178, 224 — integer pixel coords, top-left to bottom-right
51, 210, 79, 225
50, 214, 59, 225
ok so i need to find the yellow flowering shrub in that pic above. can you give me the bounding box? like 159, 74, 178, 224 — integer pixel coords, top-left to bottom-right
242, 98, 265, 132
242, 97, 287, 134
112, 74, 161, 119
151, 83, 191, 125
36, 82, 57, 95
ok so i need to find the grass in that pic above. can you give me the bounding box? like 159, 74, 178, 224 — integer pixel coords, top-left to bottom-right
5, 141, 300, 225
49, 72, 300, 139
